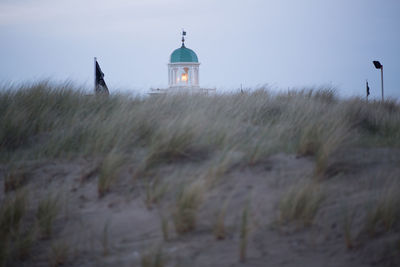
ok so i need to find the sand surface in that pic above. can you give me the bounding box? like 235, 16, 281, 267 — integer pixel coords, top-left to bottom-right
1, 148, 400, 267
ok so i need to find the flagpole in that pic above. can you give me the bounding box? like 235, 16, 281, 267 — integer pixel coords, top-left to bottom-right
381, 66, 384, 102
94, 57, 97, 94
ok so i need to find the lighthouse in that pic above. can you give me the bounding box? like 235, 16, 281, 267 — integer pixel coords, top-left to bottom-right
168, 31, 200, 89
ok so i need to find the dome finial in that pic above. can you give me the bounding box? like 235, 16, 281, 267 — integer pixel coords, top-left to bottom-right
181, 29, 186, 47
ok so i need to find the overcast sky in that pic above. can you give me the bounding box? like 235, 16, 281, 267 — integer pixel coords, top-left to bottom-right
0, 0, 399, 98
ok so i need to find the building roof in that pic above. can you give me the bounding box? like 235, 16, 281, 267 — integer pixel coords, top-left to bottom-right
170, 44, 199, 63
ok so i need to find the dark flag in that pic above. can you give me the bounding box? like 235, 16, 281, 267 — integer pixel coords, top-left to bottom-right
95, 58, 109, 95
366, 81, 370, 96
181, 30, 186, 46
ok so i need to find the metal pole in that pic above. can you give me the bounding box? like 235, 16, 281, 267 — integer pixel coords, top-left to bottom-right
94, 57, 97, 93
381, 66, 384, 102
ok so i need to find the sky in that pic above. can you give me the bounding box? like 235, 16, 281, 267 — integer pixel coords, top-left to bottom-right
0, 0, 399, 98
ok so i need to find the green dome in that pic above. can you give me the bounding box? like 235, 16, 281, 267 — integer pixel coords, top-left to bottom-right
170, 45, 198, 63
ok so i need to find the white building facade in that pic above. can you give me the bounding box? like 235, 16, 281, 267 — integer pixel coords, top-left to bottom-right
168, 62, 200, 88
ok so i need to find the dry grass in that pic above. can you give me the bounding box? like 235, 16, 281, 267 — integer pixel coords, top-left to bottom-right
145, 122, 196, 168
98, 152, 125, 198
49, 240, 69, 267
160, 215, 169, 241
145, 179, 168, 210
278, 182, 324, 227
203, 147, 238, 188
0, 191, 29, 266
0, 229, 36, 266
297, 116, 351, 177
101, 220, 111, 256
1, 82, 400, 265
4, 167, 29, 193
140, 245, 166, 267
0, 191, 27, 233
1, 83, 399, 167
36, 194, 59, 239
172, 181, 204, 234
239, 202, 250, 263
343, 207, 356, 250
213, 197, 231, 240
365, 181, 400, 236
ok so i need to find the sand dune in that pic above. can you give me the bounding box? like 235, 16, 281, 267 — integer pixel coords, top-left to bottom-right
1, 83, 399, 266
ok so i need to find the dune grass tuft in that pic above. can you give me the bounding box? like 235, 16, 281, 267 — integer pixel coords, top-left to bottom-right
213, 197, 231, 240
36, 194, 59, 239
101, 220, 111, 256
0, 191, 27, 233
145, 179, 168, 210
141, 245, 166, 267
160, 215, 169, 241
98, 152, 125, 198
239, 202, 250, 263
342, 207, 356, 250
172, 181, 204, 234
49, 240, 69, 267
278, 182, 324, 226
0, 191, 31, 265
364, 182, 400, 236
4, 167, 29, 193
145, 124, 196, 168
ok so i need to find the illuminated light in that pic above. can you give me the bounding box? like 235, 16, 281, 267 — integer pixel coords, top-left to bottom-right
181, 73, 188, 82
